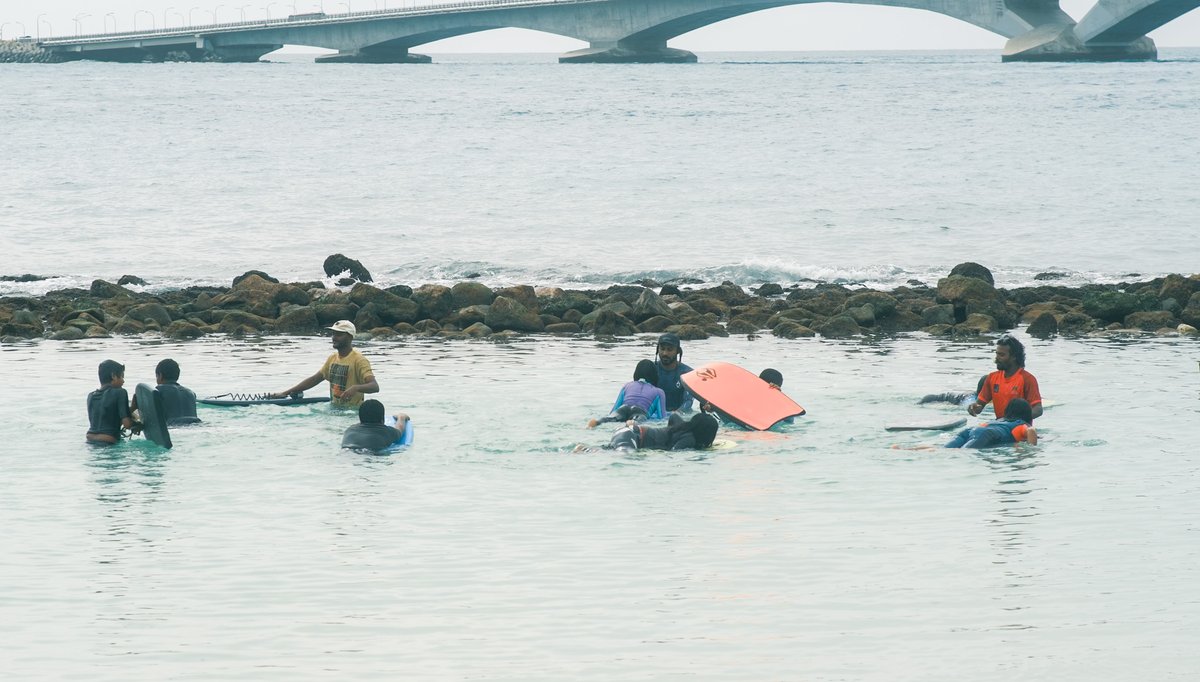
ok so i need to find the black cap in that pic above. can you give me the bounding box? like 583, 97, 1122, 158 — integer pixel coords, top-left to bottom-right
657, 332, 682, 359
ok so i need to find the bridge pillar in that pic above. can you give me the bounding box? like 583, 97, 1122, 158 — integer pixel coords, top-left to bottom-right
1002, 22, 1156, 60
315, 45, 431, 64
559, 40, 696, 64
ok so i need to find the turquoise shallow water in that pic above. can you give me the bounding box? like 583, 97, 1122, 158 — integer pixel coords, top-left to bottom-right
2, 332, 1198, 679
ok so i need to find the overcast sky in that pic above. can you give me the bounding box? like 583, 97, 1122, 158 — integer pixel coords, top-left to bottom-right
3, 0, 1197, 52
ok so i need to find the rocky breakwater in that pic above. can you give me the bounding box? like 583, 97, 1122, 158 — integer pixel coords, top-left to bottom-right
0, 39, 62, 63
2, 261, 1199, 344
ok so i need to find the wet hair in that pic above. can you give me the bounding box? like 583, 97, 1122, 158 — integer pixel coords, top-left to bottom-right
359, 399, 385, 424
689, 413, 719, 448
1004, 398, 1033, 424
156, 358, 181, 383
98, 359, 125, 385
997, 335, 1026, 367
759, 368, 784, 387
634, 359, 658, 385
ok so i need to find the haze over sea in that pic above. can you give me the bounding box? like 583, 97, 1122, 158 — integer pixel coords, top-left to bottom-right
2, 51, 1199, 680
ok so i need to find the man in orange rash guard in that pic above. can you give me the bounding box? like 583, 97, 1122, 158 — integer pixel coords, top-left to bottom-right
967, 335, 1043, 422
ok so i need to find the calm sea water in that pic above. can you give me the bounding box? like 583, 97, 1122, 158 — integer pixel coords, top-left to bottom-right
1, 50, 1199, 293
2, 51, 1200, 680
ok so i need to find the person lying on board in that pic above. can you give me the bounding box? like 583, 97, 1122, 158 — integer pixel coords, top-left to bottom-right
587, 359, 667, 428
341, 399, 410, 453
946, 398, 1038, 448
699, 368, 801, 428
597, 412, 719, 452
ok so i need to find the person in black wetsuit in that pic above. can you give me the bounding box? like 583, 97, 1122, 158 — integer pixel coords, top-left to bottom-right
341, 399, 410, 453
86, 359, 137, 445
153, 358, 201, 426
919, 375, 989, 407
606, 412, 719, 452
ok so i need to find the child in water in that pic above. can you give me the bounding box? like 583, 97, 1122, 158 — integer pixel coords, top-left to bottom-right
945, 398, 1038, 448
587, 359, 667, 428
85, 359, 138, 444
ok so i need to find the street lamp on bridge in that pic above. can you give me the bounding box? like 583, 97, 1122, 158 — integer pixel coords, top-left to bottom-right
0, 21, 27, 40
135, 10, 157, 30
238, 4, 253, 20
104, 12, 118, 32
263, 2, 280, 19
73, 13, 91, 36
36, 14, 50, 40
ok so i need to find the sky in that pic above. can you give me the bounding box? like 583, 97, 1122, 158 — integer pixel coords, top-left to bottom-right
2, 0, 1197, 52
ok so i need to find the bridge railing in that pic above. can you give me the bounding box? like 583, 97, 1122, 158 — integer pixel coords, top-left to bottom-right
39, 0, 600, 46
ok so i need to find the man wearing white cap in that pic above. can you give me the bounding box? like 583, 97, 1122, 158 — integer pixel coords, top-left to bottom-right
271, 320, 379, 408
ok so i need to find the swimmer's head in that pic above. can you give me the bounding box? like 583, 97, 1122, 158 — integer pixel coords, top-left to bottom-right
1004, 398, 1033, 424
691, 413, 719, 449
156, 358, 181, 383
759, 368, 783, 389
358, 399, 385, 424
98, 359, 125, 385
634, 359, 658, 384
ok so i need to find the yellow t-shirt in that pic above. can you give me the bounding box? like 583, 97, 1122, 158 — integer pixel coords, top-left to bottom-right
320, 349, 374, 408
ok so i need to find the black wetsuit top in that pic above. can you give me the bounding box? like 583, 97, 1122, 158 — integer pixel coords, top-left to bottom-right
87, 386, 131, 438
609, 414, 698, 451
341, 423, 404, 451
158, 382, 201, 426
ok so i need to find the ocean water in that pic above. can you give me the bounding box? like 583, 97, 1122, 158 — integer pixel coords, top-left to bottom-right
1, 49, 1199, 294
2, 50, 1200, 680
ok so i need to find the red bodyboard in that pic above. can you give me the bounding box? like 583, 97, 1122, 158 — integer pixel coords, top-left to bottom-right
681, 362, 805, 431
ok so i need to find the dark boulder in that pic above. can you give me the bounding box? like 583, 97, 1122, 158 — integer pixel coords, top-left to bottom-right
232, 270, 278, 286
165, 320, 206, 340
1025, 312, 1058, 338
451, 281, 495, 308
590, 309, 637, 337
411, 284, 455, 322
817, 315, 861, 339
630, 289, 674, 323
1125, 310, 1176, 331
349, 283, 419, 324
494, 285, 538, 311
485, 296, 544, 333
90, 279, 133, 299
949, 262, 994, 286
323, 254, 372, 284
772, 321, 816, 339
1082, 290, 1142, 323
118, 275, 147, 287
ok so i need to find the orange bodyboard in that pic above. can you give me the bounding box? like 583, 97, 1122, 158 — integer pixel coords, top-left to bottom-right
681, 362, 805, 431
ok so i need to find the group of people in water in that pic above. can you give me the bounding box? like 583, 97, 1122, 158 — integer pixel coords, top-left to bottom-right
85, 320, 1045, 453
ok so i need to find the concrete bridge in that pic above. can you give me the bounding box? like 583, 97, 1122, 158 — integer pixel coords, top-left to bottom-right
36, 0, 1199, 63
